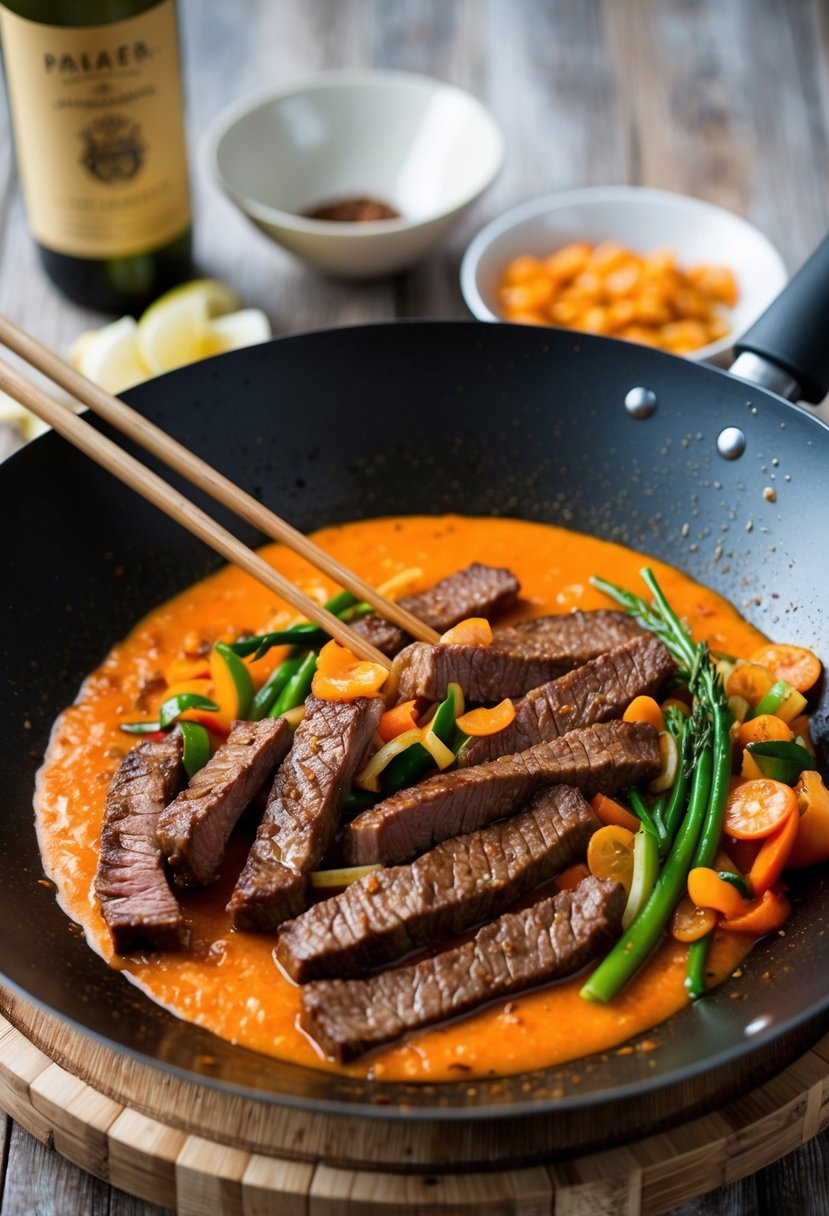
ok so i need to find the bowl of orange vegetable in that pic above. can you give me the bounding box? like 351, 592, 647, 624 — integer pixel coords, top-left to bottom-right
460, 187, 788, 361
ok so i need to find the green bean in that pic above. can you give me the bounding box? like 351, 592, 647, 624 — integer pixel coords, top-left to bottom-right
269, 650, 317, 718
580, 745, 712, 1004
251, 654, 303, 720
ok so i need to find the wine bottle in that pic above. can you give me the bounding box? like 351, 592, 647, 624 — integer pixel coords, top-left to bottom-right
0, 0, 192, 312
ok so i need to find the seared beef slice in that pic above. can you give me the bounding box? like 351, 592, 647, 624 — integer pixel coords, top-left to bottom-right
490, 610, 646, 661
228, 695, 384, 931
157, 717, 291, 889
301, 875, 625, 1062
459, 634, 675, 766
95, 733, 187, 953
342, 720, 660, 865
278, 785, 597, 981
350, 562, 519, 657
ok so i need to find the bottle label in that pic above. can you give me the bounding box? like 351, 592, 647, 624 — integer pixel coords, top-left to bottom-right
0, 0, 191, 258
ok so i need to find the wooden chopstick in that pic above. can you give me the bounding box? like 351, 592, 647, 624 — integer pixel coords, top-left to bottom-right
0, 316, 440, 647
0, 355, 394, 668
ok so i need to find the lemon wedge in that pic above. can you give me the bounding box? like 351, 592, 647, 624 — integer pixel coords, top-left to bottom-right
135, 278, 243, 374
69, 316, 149, 395
67, 278, 272, 399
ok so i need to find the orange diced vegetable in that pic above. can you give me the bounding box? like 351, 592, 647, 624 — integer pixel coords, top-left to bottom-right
311, 641, 387, 702
736, 714, 792, 749
749, 644, 822, 693
787, 771, 829, 868
590, 793, 641, 833
586, 824, 635, 895
740, 749, 765, 780
671, 895, 718, 943
623, 695, 665, 732
440, 617, 493, 646
456, 699, 516, 737
719, 886, 792, 935
687, 867, 748, 918
725, 662, 775, 707
378, 699, 419, 743
554, 863, 590, 892
723, 778, 798, 840
789, 714, 816, 755
748, 808, 799, 895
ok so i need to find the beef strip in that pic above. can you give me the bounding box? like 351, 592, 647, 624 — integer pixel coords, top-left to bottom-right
459, 634, 675, 767
342, 719, 660, 865
95, 733, 187, 953
490, 610, 646, 661
277, 785, 598, 982
157, 717, 291, 889
350, 562, 520, 658
300, 874, 625, 1062
228, 694, 384, 931
391, 640, 579, 702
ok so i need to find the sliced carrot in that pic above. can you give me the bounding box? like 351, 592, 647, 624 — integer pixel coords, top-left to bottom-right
589, 793, 641, 833
456, 699, 516, 737
749, 644, 822, 694
440, 617, 493, 646
586, 824, 635, 895
311, 640, 387, 702
748, 808, 799, 895
164, 655, 211, 685
554, 863, 590, 892
736, 714, 792, 749
378, 699, 419, 743
723, 778, 798, 840
623, 695, 665, 732
787, 771, 829, 868
687, 867, 748, 918
719, 885, 792, 935
725, 662, 775, 707
671, 895, 718, 943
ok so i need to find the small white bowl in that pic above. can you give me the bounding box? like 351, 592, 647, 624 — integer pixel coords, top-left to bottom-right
206, 70, 504, 279
460, 187, 788, 361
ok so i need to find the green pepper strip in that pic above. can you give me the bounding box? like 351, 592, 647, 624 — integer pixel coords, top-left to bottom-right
270, 650, 318, 718
228, 590, 361, 660
581, 745, 712, 1004
380, 687, 460, 794
251, 654, 303, 720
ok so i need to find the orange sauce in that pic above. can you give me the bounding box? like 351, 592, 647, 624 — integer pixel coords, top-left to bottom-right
35, 515, 763, 1082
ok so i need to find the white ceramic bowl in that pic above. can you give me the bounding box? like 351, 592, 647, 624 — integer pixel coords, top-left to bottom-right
460, 187, 788, 361
206, 71, 504, 279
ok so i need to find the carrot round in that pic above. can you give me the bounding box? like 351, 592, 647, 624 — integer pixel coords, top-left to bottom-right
378, 699, 420, 742
623, 695, 665, 732
723, 778, 798, 841
589, 793, 641, 833
586, 824, 635, 894
736, 714, 792, 749
748, 808, 799, 895
456, 698, 516, 737
687, 867, 747, 918
719, 886, 792, 935
787, 771, 829, 868
749, 643, 822, 693
725, 662, 775, 706
671, 895, 718, 943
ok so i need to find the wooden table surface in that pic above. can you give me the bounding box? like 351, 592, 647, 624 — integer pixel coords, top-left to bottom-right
2, 1, 829, 1212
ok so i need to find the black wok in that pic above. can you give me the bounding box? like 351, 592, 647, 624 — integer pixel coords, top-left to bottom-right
2, 237, 829, 1158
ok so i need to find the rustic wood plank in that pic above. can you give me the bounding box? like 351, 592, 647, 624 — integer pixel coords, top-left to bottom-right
0, 1121, 109, 1216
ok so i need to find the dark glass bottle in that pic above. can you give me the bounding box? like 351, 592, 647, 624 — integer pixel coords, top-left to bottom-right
0, 0, 192, 312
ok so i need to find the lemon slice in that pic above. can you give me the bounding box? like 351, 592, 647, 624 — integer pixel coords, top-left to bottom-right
136, 279, 242, 374
204, 308, 272, 355
69, 316, 149, 395
0, 390, 50, 441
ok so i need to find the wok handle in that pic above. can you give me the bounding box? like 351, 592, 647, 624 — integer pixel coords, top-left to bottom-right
733, 232, 829, 403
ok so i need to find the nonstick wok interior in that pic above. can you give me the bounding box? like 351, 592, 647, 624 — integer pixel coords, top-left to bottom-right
1, 320, 828, 1141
